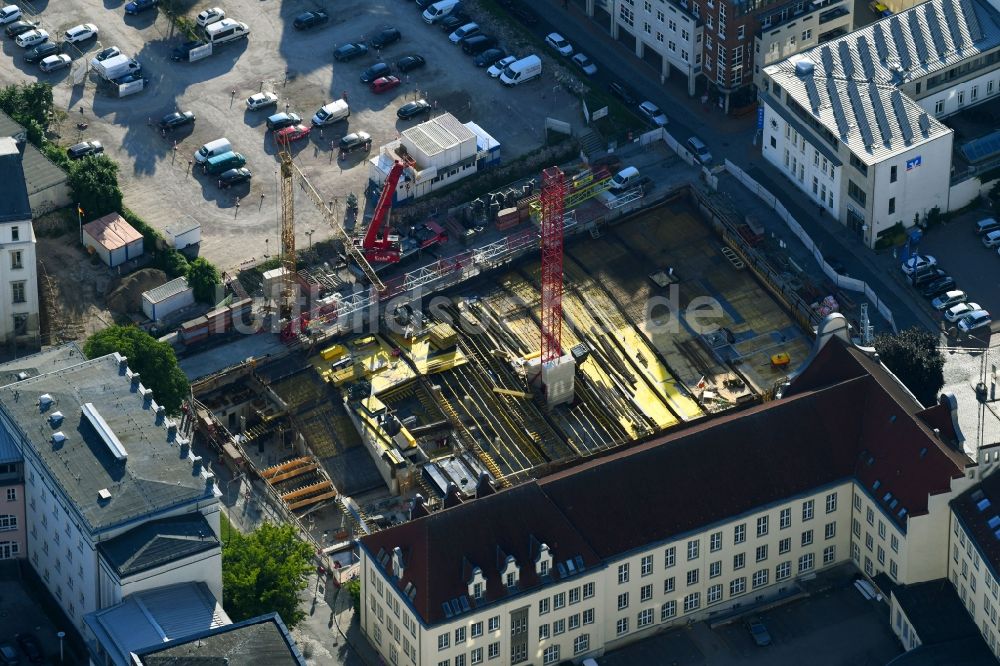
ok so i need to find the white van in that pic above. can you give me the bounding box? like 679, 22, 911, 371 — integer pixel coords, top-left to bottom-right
499, 55, 542, 86
610, 166, 640, 192
311, 99, 350, 126
423, 0, 460, 23
204, 18, 250, 45
195, 138, 232, 164
983, 229, 1000, 248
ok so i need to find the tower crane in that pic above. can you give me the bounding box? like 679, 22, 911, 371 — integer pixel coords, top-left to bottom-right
540, 166, 565, 365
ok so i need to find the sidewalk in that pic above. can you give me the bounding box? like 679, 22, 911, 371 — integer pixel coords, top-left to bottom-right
292, 569, 382, 665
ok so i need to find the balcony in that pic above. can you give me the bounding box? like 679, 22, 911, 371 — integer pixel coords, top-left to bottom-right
819, 5, 850, 23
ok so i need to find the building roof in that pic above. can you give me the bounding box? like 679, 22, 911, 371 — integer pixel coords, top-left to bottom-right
143, 277, 191, 305
887, 637, 996, 665
134, 612, 306, 665
0, 342, 86, 385
361, 335, 971, 626
0, 354, 213, 534
939, 346, 1000, 458
762, 0, 1000, 163
0, 136, 31, 223
402, 112, 475, 158
84, 582, 230, 666
893, 578, 981, 645
83, 213, 144, 251
0, 111, 67, 206
98, 512, 220, 578
952, 468, 1000, 582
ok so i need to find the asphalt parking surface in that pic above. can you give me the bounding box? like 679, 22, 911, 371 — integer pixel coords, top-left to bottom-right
0, 0, 588, 270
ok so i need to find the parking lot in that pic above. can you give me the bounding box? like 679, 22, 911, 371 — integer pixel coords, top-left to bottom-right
0, 562, 85, 665
0, 0, 590, 270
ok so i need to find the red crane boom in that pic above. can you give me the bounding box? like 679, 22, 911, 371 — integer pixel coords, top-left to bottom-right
540, 166, 565, 364
361, 161, 405, 263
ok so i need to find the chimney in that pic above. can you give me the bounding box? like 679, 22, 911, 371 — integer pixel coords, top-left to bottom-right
130, 372, 141, 387
14, 133, 26, 157
410, 494, 428, 519
118, 356, 128, 372
205, 473, 216, 493
443, 482, 462, 508
392, 546, 405, 579
179, 439, 190, 458
192, 456, 203, 474
476, 472, 495, 498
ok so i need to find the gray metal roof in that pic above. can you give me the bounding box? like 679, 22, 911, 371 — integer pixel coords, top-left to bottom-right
84, 582, 230, 666
0, 111, 68, 203
135, 612, 306, 666
98, 512, 220, 578
0, 354, 212, 534
764, 0, 1000, 163
403, 112, 475, 158
143, 277, 191, 305
0, 137, 31, 223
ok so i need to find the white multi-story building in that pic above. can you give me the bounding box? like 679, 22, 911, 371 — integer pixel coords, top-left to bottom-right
358, 317, 978, 665
760, 0, 1000, 247
0, 136, 39, 345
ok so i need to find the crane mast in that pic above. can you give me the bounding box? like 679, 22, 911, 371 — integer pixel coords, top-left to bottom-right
278, 149, 297, 319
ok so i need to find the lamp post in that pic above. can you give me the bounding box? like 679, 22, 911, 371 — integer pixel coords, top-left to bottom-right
306, 229, 315, 250
57, 631, 65, 663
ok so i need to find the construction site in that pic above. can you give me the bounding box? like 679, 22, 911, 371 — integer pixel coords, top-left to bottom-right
185, 138, 823, 556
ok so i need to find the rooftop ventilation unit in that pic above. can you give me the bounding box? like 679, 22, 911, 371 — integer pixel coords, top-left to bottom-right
795, 58, 815, 77
98, 488, 112, 501
82, 402, 127, 462
39, 394, 53, 409
51, 431, 66, 444
49, 411, 64, 426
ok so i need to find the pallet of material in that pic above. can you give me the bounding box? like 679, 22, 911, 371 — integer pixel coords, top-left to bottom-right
428, 322, 458, 350
496, 207, 520, 231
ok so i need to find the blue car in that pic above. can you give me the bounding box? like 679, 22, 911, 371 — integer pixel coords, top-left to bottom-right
125, 0, 158, 15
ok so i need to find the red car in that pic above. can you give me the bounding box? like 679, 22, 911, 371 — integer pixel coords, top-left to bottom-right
275, 124, 312, 143
370, 75, 401, 94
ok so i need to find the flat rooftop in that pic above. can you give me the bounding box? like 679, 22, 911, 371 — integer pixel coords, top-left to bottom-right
135, 612, 306, 665
0, 343, 86, 384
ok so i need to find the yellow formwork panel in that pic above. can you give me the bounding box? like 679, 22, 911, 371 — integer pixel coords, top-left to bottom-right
386, 332, 469, 376
318, 335, 417, 394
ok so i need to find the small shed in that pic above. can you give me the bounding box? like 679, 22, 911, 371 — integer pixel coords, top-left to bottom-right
142, 277, 194, 322
83, 213, 144, 267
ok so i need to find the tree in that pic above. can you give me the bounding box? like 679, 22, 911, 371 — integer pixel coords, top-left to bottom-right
161, 250, 190, 279
344, 577, 361, 614
873, 327, 944, 407
83, 326, 189, 413
68, 156, 123, 221
222, 522, 314, 628
187, 257, 220, 304
0, 82, 54, 137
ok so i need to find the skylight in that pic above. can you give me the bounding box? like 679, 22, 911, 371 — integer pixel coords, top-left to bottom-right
988, 516, 1000, 530
81, 402, 127, 462
978, 498, 992, 512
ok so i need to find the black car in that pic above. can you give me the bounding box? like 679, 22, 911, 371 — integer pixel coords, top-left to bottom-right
67, 140, 103, 159
440, 13, 468, 32
339, 131, 372, 154
24, 42, 60, 63
5, 20, 36, 38
16, 633, 43, 664
94, 46, 121, 62
218, 167, 252, 188
461, 34, 496, 55
370, 27, 401, 49
334, 42, 368, 61
293, 9, 328, 29
266, 111, 302, 131
911, 267, 947, 287
609, 81, 636, 105
360, 62, 391, 83
474, 48, 505, 67
396, 54, 425, 72
171, 39, 206, 61
921, 276, 957, 297
125, 0, 158, 14
397, 99, 432, 119
158, 110, 196, 130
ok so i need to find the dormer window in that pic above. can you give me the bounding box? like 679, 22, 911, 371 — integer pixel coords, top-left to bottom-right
540, 560, 549, 577
535, 542, 553, 578
473, 582, 483, 599
501, 555, 520, 591
506, 572, 516, 588
468, 566, 486, 601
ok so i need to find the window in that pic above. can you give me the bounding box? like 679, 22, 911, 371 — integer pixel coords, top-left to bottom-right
776, 561, 791, 580
802, 500, 815, 521
539, 598, 550, 615
849, 153, 869, 176
756, 545, 768, 562
0, 515, 16, 531
757, 516, 769, 537
583, 582, 595, 598
488, 616, 499, 632
710, 531, 722, 552
826, 493, 837, 513
824, 546, 836, 565
887, 197, 896, 215
847, 180, 867, 207
683, 593, 700, 612
802, 29, 812, 40
854, 495, 862, 511
638, 608, 654, 628
878, 546, 886, 565
5, 489, 14, 502
471, 622, 483, 638
11, 281, 25, 304
554, 592, 565, 609
440, 660, 451, 666
569, 587, 580, 605
734, 553, 745, 570
618, 592, 629, 610
687, 569, 699, 586
456, 627, 466, 644
852, 542, 861, 563
730, 577, 746, 596
553, 619, 565, 635
542, 645, 560, 665
540, 560, 549, 577
878, 520, 886, 539
473, 582, 483, 599
505, 572, 516, 588
9, 251, 21, 270
959, 91, 965, 105
853, 518, 861, 537
753, 568, 769, 588
618, 563, 630, 584
890, 166, 898, 183
707, 584, 723, 604
935, 99, 944, 115
825, 522, 836, 540
780, 508, 791, 529
641, 584, 653, 602
661, 600, 677, 621
867, 508, 875, 526
0, 541, 18, 559
866, 533, 874, 551
569, 613, 580, 630
734, 523, 746, 544
799, 554, 815, 573
616, 617, 629, 635
709, 561, 721, 578
664, 547, 676, 568
801, 530, 814, 547
664, 576, 676, 593
488, 642, 500, 660
573, 634, 590, 655
891, 534, 899, 553
11, 227, 18, 242
583, 608, 594, 624
438, 633, 450, 651
538, 623, 550, 641
889, 560, 897, 579
641, 554, 653, 576
687, 539, 699, 560
456, 656, 466, 666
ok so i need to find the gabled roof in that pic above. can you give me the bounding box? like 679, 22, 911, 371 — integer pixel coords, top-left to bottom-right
83, 213, 143, 251
0, 136, 30, 223
0, 111, 67, 205
134, 612, 306, 665
952, 469, 1000, 582
98, 512, 219, 578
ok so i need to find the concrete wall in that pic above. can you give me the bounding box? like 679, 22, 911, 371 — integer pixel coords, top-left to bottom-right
889, 592, 923, 651
869, 136, 954, 244
114, 548, 223, 605
0, 219, 39, 344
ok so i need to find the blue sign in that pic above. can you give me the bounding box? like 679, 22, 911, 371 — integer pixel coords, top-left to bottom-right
757, 106, 765, 130
906, 155, 922, 171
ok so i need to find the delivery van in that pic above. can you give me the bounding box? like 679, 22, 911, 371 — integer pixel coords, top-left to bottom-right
311, 99, 350, 126
203, 151, 246, 175
499, 54, 541, 86
609, 166, 640, 192
205, 18, 250, 45
423, 0, 460, 23
195, 138, 232, 164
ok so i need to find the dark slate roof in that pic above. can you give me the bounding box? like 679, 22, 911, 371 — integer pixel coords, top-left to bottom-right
362, 337, 971, 626
0, 111, 68, 203
0, 343, 86, 385
0, 354, 211, 534
952, 470, 1000, 583
893, 579, 981, 645
98, 512, 220, 578
0, 137, 30, 223
886, 638, 996, 665
134, 613, 306, 665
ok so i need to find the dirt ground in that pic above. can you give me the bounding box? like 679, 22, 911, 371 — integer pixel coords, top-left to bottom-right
36, 230, 116, 344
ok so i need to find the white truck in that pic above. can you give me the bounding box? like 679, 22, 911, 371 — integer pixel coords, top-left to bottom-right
204, 18, 250, 45
90, 53, 140, 80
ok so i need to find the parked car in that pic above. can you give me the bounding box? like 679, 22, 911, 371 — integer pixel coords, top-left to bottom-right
64, 23, 97, 42
487, 54, 516, 77
246, 92, 278, 111
911, 267, 947, 286
900, 254, 937, 275
545, 32, 572, 56
124, 0, 158, 14
397, 99, 432, 119
439, 13, 468, 32
275, 124, 311, 143
572, 52, 597, 75
945, 301, 981, 323
975, 217, 1000, 234
638, 100, 668, 127
16, 633, 43, 664
266, 111, 301, 131
15, 28, 48, 47
931, 290, 967, 310
449, 22, 479, 44
158, 110, 196, 130
5, 20, 36, 38
334, 42, 368, 61
396, 54, 426, 72
196, 6, 224, 26
24, 41, 60, 63
293, 9, 328, 29
67, 140, 103, 159
609, 81, 636, 105
0, 643, 17, 666
371, 75, 401, 93
0, 5, 21, 25
687, 136, 713, 164
959, 310, 992, 333
94, 46, 120, 61
745, 619, 772, 647
371, 27, 401, 48
39, 53, 71, 72
217, 167, 252, 188
474, 47, 506, 67
360, 62, 391, 83
339, 131, 372, 154
920, 276, 956, 298
171, 39, 205, 61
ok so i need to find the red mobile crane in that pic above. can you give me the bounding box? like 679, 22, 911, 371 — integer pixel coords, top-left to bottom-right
358, 160, 405, 263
